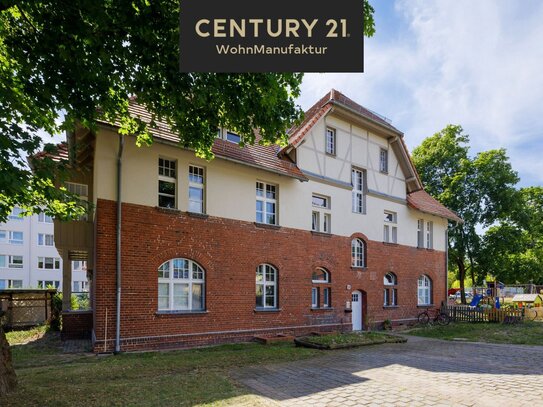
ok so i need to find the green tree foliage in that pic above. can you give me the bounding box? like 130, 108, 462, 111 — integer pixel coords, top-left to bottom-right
0, 1, 376, 222
412, 125, 519, 302
478, 187, 543, 284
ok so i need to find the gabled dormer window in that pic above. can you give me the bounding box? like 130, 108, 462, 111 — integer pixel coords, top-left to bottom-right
226, 131, 241, 144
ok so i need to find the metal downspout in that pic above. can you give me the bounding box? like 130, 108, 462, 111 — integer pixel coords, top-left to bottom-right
115, 134, 124, 354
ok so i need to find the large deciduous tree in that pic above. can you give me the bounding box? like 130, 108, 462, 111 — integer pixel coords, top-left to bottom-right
412, 125, 519, 303
0, 1, 376, 223
478, 187, 543, 284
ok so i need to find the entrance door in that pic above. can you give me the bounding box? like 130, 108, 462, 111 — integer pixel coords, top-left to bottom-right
352, 290, 362, 331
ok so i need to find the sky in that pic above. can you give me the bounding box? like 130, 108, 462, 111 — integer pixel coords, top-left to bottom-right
298, 0, 543, 187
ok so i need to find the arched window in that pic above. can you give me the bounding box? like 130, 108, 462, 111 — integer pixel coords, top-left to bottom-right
417, 275, 432, 306
311, 268, 331, 308
158, 258, 205, 311
351, 238, 366, 267
384, 272, 398, 306
256, 264, 277, 309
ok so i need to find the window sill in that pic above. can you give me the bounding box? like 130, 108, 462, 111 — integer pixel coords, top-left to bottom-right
156, 310, 208, 316
310, 307, 334, 311
383, 305, 399, 309
382, 242, 399, 247
417, 304, 435, 309
325, 152, 336, 158
254, 307, 281, 313
254, 222, 281, 230
311, 231, 331, 238
186, 211, 208, 219
155, 206, 181, 214
351, 266, 367, 271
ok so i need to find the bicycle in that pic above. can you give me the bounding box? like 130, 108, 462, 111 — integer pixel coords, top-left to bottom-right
417, 308, 450, 326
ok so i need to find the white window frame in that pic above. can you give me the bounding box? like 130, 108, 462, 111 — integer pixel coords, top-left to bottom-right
0, 279, 23, 289
188, 165, 205, 214
158, 157, 177, 209
256, 264, 277, 309
38, 212, 53, 223
312, 268, 330, 283
384, 211, 398, 243
323, 287, 331, 308
417, 219, 424, 248
379, 148, 389, 173
157, 258, 205, 311
225, 131, 241, 144
72, 260, 87, 272
351, 168, 365, 214
325, 127, 336, 155
426, 221, 434, 249
38, 257, 61, 270
38, 280, 60, 289
0, 231, 23, 245
38, 233, 54, 247
351, 239, 366, 268
311, 194, 331, 233
418, 275, 432, 306
311, 287, 319, 308
8, 207, 24, 221
384, 272, 398, 306
256, 182, 277, 225
0, 255, 23, 269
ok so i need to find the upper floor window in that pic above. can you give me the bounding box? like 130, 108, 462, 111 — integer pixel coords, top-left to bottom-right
311, 194, 331, 234
0, 255, 23, 269
426, 221, 434, 249
256, 182, 277, 225
73, 280, 89, 292
417, 219, 424, 248
158, 258, 205, 311
256, 264, 277, 309
351, 168, 365, 214
8, 207, 24, 221
351, 238, 366, 268
38, 213, 53, 223
188, 165, 205, 214
0, 231, 23, 245
38, 257, 60, 270
379, 148, 388, 173
158, 158, 176, 208
417, 275, 432, 305
311, 268, 331, 309
72, 260, 87, 272
325, 127, 336, 155
226, 131, 241, 144
384, 272, 398, 307
383, 211, 398, 243
38, 233, 54, 247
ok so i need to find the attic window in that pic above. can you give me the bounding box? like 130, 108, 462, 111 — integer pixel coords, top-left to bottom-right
226, 131, 241, 144
325, 128, 336, 155
380, 148, 388, 173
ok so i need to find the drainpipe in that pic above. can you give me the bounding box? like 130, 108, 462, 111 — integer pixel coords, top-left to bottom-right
115, 134, 124, 354
445, 228, 449, 309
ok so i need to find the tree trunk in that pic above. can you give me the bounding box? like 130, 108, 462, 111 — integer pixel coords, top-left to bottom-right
457, 257, 467, 305
0, 325, 17, 396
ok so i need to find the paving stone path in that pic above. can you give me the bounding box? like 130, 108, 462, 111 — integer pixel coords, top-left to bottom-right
232, 335, 543, 407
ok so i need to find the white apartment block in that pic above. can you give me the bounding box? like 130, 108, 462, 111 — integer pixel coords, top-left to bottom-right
0, 207, 89, 292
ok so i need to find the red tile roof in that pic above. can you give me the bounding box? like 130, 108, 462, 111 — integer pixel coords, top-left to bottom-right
31, 142, 69, 162
97, 101, 307, 181
407, 190, 462, 223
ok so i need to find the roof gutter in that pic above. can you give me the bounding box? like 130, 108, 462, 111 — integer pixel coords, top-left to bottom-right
115, 133, 124, 354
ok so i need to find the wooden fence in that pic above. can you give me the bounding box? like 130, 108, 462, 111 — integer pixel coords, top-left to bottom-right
442, 304, 524, 323
0, 289, 56, 329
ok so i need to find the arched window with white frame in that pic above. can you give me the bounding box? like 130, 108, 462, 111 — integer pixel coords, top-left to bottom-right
158, 258, 205, 311
417, 275, 432, 306
351, 238, 366, 268
384, 272, 398, 306
256, 264, 277, 309
311, 268, 331, 308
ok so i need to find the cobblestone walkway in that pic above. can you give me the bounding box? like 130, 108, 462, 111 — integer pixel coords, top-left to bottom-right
232, 336, 543, 407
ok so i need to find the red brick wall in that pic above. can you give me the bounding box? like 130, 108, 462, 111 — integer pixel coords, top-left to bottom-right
62, 310, 93, 340
93, 199, 446, 352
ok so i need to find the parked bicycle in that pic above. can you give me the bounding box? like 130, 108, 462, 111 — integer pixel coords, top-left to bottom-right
417, 308, 450, 326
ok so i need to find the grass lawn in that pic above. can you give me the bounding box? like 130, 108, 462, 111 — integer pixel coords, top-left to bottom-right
408, 321, 543, 345
2, 327, 321, 406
